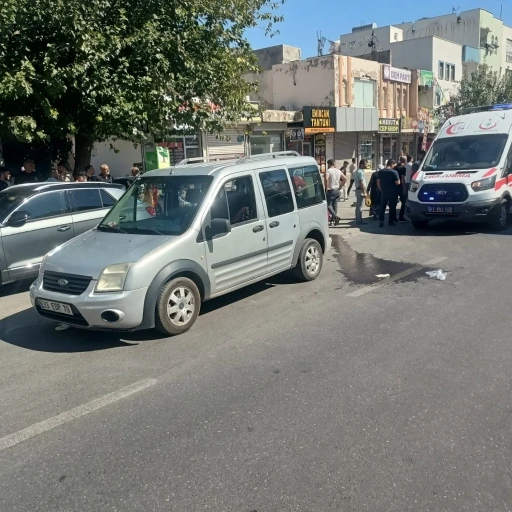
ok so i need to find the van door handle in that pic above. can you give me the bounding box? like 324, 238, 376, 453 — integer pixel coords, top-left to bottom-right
269, 221, 280, 228
57, 225, 71, 232
253, 225, 264, 233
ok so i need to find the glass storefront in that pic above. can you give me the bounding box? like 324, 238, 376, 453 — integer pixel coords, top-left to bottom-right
250, 132, 283, 155
359, 135, 377, 169
286, 134, 313, 157
158, 135, 201, 166
381, 135, 397, 163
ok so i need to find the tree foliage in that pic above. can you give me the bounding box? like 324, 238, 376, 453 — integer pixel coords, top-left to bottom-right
0, 0, 284, 170
436, 67, 512, 120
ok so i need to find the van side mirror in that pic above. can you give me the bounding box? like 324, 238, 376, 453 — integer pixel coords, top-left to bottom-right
7, 210, 30, 227
205, 218, 231, 240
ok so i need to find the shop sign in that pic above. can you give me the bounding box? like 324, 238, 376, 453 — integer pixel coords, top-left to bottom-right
158, 141, 184, 150
378, 118, 400, 133
290, 128, 304, 142
402, 117, 420, 130
303, 106, 336, 134
420, 70, 434, 88
383, 65, 412, 84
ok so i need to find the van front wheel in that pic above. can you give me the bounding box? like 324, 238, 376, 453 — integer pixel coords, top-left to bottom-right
488, 201, 509, 231
294, 239, 323, 281
155, 277, 201, 336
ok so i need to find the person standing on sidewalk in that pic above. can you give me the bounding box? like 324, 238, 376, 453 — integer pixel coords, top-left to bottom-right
340, 160, 349, 201
346, 157, 356, 197
377, 159, 400, 227
395, 156, 408, 222
353, 160, 368, 225
324, 159, 346, 226
405, 156, 414, 191
366, 165, 383, 220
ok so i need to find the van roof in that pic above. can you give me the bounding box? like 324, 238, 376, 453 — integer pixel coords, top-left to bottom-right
143, 152, 319, 179
438, 108, 512, 139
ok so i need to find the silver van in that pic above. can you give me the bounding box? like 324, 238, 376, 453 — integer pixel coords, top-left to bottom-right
0, 182, 124, 284
30, 152, 331, 335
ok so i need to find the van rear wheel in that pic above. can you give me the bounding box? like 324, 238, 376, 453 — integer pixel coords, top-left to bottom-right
294, 239, 323, 281
155, 277, 201, 336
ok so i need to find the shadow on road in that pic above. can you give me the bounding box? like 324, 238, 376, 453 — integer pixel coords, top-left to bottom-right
333, 217, 509, 237
0, 274, 298, 353
0, 308, 137, 353
0, 279, 34, 298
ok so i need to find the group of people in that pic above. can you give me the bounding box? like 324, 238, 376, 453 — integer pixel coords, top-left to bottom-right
324, 151, 426, 228
0, 158, 120, 191
51, 163, 113, 183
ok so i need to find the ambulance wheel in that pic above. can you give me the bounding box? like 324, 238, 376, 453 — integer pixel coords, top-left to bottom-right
489, 201, 509, 231
411, 220, 429, 230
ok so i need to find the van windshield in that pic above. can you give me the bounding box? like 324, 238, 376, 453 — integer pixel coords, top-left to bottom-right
423, 134, 508, 171
98, 176, 213, 236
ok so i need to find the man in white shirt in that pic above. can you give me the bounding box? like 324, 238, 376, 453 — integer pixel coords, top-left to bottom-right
324, 159, 346, 226
353, 160, 368, 225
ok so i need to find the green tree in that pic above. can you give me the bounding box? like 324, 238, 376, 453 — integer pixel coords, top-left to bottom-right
0, 0, 283, 171
436, 67, 512, 120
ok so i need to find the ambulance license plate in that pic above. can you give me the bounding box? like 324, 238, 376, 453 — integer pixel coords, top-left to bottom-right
428, 206, 453, 214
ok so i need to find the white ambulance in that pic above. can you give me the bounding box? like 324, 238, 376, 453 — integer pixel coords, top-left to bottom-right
406, 104, 512, 231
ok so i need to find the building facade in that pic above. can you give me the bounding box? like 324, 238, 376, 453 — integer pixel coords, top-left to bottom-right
336, 9, 510, 75
248, 47, 429, 169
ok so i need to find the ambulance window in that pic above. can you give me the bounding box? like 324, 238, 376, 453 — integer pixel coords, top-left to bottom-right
505, 145, 512, 175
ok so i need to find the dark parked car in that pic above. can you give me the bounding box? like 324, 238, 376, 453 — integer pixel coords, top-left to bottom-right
0, 182, 124, 285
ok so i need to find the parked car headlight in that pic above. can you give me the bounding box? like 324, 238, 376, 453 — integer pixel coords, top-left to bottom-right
95, 263, 131, 293
471, 175, 496, 191
410, 181, 420, 193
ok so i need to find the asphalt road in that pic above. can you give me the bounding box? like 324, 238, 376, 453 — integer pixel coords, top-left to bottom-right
1, 206, 512, 511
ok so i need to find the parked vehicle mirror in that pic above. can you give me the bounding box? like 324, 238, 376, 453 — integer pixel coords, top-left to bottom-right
205, 218, 231, 239
7, 210, 30, 227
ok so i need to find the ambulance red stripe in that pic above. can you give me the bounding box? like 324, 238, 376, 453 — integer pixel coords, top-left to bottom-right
482, 167, 497, 178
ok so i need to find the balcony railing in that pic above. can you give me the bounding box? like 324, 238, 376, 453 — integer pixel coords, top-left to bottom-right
462, 45, 480, 64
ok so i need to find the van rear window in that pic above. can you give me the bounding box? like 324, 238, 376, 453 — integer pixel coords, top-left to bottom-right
288, 165, 325, 208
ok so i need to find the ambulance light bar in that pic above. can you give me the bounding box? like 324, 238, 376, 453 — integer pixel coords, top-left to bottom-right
460, 103, 512, 114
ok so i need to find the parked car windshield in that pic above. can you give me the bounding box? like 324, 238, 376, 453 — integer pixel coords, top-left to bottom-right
0, 187, 36, 223
98, 175, 213, 236
423, 134, 508, 171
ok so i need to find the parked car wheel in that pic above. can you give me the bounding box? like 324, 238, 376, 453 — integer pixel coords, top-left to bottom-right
294, 239, 323, 282
155, 277, 201, 336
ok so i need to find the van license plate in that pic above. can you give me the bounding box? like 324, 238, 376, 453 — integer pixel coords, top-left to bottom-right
38, 299, 73, 316
428, 206, 453, 214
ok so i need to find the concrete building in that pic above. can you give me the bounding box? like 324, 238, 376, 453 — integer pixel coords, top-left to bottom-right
336, 9, 510, 75
248, 46, 428, 168
389, 36, 463, 108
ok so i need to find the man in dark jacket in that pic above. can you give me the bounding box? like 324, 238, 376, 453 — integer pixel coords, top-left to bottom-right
15, 158, 39, 185
0, 167, 11, 191
395, 156, 408, 222
377, 159, 400, 227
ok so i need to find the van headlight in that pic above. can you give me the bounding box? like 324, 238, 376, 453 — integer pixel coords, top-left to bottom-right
471, 175, 496, 191
95, 263, 131, 293
410, 181, 420, 193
